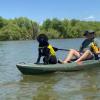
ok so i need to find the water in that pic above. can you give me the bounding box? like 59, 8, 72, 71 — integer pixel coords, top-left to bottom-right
0, 39, 100, 100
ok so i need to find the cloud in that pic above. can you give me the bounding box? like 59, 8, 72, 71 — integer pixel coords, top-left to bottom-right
84, 16, 95, 21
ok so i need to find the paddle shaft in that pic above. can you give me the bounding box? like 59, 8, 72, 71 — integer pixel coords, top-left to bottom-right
58, 49, 100, 57
57, 48, 70, 51
57, 48, 80, 52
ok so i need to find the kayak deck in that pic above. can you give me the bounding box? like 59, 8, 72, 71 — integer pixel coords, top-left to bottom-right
16, 60, 100, 75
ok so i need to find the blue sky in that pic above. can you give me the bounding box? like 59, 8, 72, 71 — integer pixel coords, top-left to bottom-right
0, 0, 100, 23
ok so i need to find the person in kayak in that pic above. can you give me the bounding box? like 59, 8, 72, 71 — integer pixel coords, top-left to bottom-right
35, 34, 58, 64
59, 30, 100, 64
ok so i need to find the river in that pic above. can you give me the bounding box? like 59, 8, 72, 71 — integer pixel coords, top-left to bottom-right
0, 39, 100, 100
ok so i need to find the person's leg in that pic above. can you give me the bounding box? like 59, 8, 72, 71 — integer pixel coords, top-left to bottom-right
63, 49, 80, 63
75, 50, 93, 63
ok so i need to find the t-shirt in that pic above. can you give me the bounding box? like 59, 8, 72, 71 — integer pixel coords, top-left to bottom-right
80, 39, 92, 52
79, 38, 100, 52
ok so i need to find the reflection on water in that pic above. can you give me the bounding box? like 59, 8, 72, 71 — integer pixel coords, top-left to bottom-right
0, 39, 100, 100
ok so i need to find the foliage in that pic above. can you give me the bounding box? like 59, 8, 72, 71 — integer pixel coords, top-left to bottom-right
0, 17, 39, 40
0, 17, 100, 40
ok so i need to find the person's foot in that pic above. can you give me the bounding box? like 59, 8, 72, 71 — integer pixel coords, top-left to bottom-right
75, 61, 83, 65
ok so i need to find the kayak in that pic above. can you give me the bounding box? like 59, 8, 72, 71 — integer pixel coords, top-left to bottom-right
16, 60, 100, 75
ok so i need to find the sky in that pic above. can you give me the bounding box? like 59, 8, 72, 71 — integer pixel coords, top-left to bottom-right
0, 0, 100, 24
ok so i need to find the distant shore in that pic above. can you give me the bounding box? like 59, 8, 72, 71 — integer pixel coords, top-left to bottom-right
0, 16, 100, 41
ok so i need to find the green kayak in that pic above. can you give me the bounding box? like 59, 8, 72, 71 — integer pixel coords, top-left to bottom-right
16, 60, 100, 75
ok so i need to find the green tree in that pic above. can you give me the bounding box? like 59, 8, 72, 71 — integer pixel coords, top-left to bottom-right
0, 16, 8, 29
41, 19, 52, 31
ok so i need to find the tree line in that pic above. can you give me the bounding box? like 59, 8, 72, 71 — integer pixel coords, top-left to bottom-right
0, 16, 100, 40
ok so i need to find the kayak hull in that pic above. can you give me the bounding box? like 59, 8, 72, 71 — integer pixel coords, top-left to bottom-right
16, 60, 100, 75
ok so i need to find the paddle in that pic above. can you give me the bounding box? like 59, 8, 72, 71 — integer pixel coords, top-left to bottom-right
57, 48, 70, 51
57, 48, 80, 52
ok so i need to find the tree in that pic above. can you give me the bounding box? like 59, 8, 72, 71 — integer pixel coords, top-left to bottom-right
0, 16, 8, 29
42, 19, 52, 31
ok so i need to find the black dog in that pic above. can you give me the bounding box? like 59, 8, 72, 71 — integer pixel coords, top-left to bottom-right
35, 34, 58, 64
